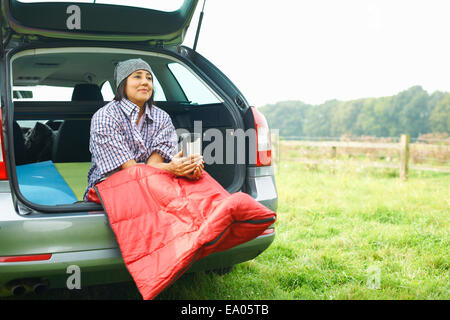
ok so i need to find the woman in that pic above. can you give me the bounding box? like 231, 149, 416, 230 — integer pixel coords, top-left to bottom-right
84, 58, 204, 201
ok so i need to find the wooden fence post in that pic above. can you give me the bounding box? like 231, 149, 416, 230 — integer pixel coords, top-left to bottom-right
331, 146, 337, 158
400, 134, 410, 180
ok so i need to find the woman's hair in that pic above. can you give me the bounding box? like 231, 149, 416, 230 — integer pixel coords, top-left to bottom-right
113, 77, 155, 107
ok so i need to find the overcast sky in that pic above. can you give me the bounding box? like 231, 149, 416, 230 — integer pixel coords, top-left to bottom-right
183, 0, 450, 107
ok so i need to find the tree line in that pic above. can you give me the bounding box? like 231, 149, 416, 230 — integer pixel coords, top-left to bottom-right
258, 86, 450, 139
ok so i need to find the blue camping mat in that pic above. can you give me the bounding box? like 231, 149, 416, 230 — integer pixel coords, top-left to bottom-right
16, 160, 78, 205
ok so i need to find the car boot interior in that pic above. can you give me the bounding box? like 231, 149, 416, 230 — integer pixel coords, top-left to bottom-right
11, 48, 240, 207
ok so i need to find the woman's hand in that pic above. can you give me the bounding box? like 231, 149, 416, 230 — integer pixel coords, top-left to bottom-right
170, 151, 204, 179
146, 150, 204, 179
185, 154, 205, 180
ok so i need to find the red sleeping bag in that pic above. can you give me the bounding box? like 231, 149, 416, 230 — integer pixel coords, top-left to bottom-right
87, 164, 276, 300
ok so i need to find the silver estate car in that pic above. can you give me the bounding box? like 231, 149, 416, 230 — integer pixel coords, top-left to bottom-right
0, 0, 277, 297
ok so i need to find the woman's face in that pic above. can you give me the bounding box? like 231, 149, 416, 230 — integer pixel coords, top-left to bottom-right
125, 69, 153, 107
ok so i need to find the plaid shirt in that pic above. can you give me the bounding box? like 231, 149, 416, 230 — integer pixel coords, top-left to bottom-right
84, 98, 178, 200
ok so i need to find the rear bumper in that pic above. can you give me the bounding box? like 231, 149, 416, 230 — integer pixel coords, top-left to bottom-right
246, 166, 278, 212
0, 248, 129, 297
0, 230, 275, 297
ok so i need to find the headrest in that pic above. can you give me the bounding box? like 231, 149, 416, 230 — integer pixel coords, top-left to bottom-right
71, 84, 103, 101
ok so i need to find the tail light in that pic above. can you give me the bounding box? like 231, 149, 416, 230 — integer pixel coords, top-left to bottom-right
0, 108, 8, 180
250, 106, 272, 166
0, 254, 52, 263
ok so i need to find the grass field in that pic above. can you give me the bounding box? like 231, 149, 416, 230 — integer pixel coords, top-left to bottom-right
157, 162, 449, 300
7, 161, 449, 300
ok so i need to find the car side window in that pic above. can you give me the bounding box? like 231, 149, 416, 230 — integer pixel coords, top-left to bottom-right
168, 63, 221, 105
100, 81, 115, 101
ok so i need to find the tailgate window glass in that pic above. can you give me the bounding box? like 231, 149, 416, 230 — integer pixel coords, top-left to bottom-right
168, 63, 221, 105
17, 0, 185, 12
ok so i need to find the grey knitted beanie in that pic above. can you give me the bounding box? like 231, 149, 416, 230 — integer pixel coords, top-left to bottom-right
114, 58, 153, 89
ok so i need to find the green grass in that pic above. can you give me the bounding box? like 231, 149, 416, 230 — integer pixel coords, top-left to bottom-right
157, 162, 449, 300
8, 161, 449, 300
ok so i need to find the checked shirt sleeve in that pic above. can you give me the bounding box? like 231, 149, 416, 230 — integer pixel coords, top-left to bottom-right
90, 111, 134, 176
150, 113, 178, 162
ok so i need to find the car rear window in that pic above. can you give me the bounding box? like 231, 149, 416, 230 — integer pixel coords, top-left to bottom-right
13, 85, 74, 101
